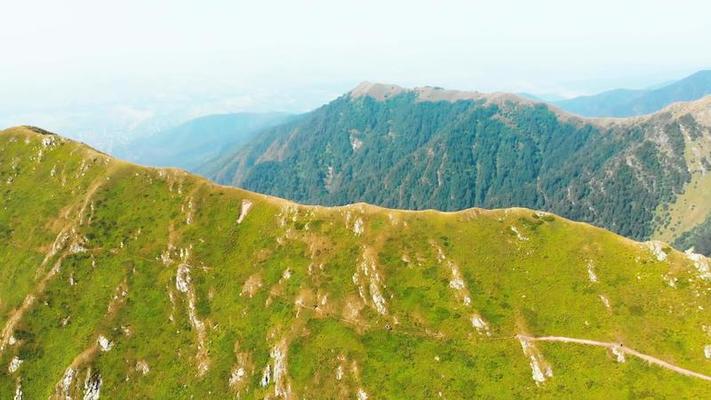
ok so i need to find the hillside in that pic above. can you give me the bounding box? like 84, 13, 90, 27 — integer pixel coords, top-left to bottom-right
203, 83, 711, 254
114, 112, 290, 170
1, 126, 711, 398
555, 70, 711, 117
675, 217, 711, 255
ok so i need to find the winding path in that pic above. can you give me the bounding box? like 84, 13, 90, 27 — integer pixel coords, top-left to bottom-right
517, 334, 711, 383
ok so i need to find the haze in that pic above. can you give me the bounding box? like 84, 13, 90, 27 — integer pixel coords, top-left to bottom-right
1, 0, 710, 147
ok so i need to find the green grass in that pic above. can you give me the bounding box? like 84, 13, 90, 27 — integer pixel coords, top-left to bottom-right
0, 127, 710, 399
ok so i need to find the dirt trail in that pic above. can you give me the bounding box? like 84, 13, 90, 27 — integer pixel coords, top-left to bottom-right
517, 334, 711, 383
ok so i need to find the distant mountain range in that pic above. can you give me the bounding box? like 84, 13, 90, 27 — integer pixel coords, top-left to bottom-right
554, 70, 711, 117
201, 82, 711, 255
1, 126, 710, 398
114, 112, 290, 170
79, 70, 711, 255
115, 70, 711, 173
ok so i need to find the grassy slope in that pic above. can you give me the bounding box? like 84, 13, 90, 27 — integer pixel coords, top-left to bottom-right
654, 118, 711, 244
1, 126, 710, 399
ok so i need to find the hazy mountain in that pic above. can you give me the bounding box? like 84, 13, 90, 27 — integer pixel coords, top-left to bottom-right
115, 112, 291, 170
1, 126, 710, 398
518, 92, 566, 102
204, 83, 711, 254
555, 70, 711, 117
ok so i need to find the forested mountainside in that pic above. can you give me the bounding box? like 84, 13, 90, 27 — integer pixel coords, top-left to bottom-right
115, 112, 290, 170
1, 126, 710, 399
675, 215, 711, 256
203, 83, 711, 253
555, 70, 711, 117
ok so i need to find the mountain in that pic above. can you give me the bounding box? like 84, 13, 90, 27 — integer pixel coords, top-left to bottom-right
675, 217, 711, 255
518, 92, 567, 103
114, 112, 290, 171
555, 70, 711, 117
1, 126, 710, 399
204, 82, 711, 254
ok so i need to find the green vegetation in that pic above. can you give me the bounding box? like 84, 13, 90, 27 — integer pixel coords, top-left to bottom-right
675, 214, 711, 255
1, 126, 710, 399
204, 89, 710, 248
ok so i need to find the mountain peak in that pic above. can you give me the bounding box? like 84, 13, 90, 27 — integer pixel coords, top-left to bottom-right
349, 81, 407, 100
555, 69, 711, 117
349, 81, 535, 105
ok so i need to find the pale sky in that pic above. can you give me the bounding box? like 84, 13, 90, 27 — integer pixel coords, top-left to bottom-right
1, 0, 710, 145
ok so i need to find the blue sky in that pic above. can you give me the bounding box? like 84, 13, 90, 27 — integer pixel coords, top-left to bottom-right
1, 0, 710, 144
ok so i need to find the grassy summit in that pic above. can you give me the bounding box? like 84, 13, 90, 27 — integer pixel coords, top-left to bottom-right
1, 126, 710, 399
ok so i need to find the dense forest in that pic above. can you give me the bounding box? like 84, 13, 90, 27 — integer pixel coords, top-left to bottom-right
203, 88, 708, 249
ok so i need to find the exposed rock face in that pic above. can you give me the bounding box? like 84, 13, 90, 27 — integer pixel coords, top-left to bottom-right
270, 340, 292, 399
135, 360, 150, 375
611, 345, 626, 363
645, 241, 668, 261
470, 314, 491, 336
237, 199, 253, 224
586, 260, 599, 283
685, 248, 711, 280
175, 262, 209, 376
260, 364, 271, 387
8, 356, 22, 373
58, 367, 76, 399
175, 264, 191, 293
599, 295, 611, 310
82, 370, 101, 400
357, 388, 369, 400
229, 367, 245, 387
517, 335, 554, 385
352, 250, 388, 316
97, 336, 112, 352
352, 217, 364, 236
13, 382, 22, 400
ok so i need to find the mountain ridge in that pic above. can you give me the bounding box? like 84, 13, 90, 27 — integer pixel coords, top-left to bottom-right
202, 85, 711, 254
1, 126, 711, 398
349, 80, 711, 123
114, 112, 291, 170
4, 125, 637, 223
554, 70, 711, 117
349, 81, 538, 106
